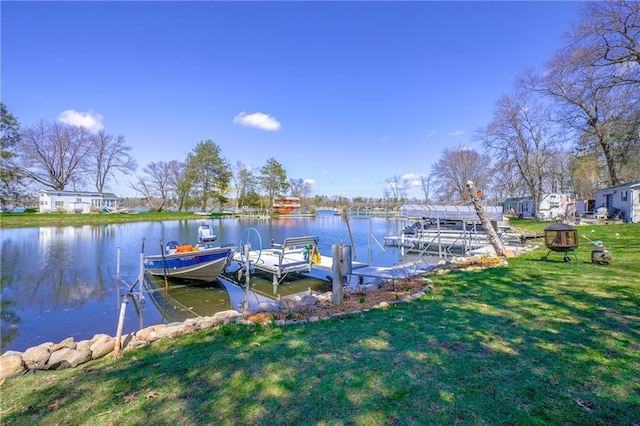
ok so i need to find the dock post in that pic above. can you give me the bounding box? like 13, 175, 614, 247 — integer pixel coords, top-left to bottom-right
243, 243, 251, 312
436, 218, 443, 259
138, 253, 145, 301
331, 244, 344, 305
272, 274, 279, 295
113, 293, 129, 358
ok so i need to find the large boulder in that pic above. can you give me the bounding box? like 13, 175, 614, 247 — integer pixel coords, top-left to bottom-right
22, 345, 50, 370
47, 347, 72, 368
65, 347, 92, 367
0, 353, 25, 379
90, 335, 115, 359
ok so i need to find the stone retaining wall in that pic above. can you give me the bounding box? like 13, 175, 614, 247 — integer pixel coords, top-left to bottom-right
0, 280, 435, 380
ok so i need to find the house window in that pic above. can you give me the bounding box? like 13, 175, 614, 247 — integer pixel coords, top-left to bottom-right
621, 191, 628, 202
55, 201, 64, 207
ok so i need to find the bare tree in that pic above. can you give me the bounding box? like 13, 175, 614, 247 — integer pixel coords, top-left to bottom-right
419, 175, 432, 203
567, 1, 640, 85
491, 158, 527, 200
166, 160, 187, 211
130, 161, 178, 211
385, 175, 409, 203
288, 178, 312, 198
524, 1, 640, 187
128, 160, 186, 211
430, 145, 493, 203
18, 121, 92, 190
232, 161, 258, 209
546, 146, 573, 194
89, 131, 137, 193
528, 52, 637, 186
478, 91, 562, 215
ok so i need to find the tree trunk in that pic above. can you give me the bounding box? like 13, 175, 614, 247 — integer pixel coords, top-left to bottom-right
466, 181, 508, 257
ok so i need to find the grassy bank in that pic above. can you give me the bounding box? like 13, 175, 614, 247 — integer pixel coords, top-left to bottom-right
1, 223, 639, 425
0, 211, 233, 228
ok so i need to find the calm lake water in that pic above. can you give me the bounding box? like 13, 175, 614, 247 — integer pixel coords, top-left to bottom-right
1, 212, 431, 353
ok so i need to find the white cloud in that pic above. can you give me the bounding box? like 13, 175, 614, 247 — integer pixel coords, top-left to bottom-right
233, 111, 281, 131
57, 110, 104, 133
402, 172, 424, 180
448, 130, 465, 136
304, 179, 316, 185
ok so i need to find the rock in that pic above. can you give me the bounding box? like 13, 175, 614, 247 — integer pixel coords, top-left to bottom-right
257, 302, 280, 312
299, 295, 318, 306
156, 324, 193, 339
50, 337, 75, 352
65, 347, 92, 368
90, 335, 114, 359
135, 324, 167, 342
76, 340, 92, 352
22, 346, 50, 370
48, 347, 72, 367
122, 340, 148, 352
0, 353, 25, 379
213, 310, 242, 323
197, 318, 215, 329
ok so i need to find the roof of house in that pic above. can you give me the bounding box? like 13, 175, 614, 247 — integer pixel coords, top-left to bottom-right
596, 180, 640, 192
39, 189, 119, 198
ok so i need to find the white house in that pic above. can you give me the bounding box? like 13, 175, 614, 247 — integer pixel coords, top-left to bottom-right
38, 190, 119, 213
594, 181, 640, 223
501, 193, 572, 220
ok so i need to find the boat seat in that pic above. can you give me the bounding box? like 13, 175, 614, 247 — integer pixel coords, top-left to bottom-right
198, 225, 217, 245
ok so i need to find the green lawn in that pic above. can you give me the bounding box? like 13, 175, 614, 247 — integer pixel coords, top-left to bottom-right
1, 222, 638, 425
0, 211, 231, 228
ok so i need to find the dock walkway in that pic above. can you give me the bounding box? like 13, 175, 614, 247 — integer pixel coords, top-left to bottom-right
234, 249, 431, 284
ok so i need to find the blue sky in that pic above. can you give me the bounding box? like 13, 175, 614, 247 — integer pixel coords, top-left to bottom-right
2, 1, 583, 199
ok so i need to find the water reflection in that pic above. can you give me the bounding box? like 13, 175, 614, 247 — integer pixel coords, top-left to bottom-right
143, 276, 232, 323
0, 214, 430, 352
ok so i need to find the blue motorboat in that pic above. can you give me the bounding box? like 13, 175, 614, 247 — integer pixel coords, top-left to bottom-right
144, 224, 235, 281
